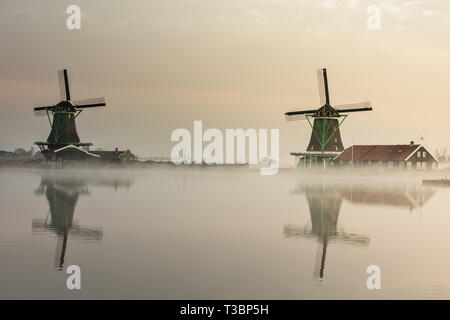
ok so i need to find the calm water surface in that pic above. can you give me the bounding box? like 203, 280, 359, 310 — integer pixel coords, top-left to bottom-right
1, 167, 449, 299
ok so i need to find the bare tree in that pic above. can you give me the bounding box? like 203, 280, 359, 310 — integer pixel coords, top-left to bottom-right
436, 147, 448, 161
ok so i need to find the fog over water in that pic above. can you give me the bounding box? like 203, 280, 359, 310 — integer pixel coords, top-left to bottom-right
1, 167, 450, 299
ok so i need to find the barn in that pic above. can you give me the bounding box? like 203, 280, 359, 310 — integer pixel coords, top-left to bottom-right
333, 143, 438, 170
90, 149, 136, 162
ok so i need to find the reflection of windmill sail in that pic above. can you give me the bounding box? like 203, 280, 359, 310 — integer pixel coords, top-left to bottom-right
313, 239, 327, 279
284, 183, 369, 280
54, 231, 69, 271
32, 171, 133, 271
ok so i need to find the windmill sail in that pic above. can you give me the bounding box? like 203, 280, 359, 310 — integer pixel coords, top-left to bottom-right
317, 69, 326, 106
317, 68, 330, 105
73, 97, 106, 109
285, 113, 307, 121
58, 69, 71, 101
34, 105, 54, 116
285, 108, 317, 121
335, 101, 372, 113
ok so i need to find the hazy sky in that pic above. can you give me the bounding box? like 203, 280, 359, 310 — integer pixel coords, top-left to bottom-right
1, 0, 449, 165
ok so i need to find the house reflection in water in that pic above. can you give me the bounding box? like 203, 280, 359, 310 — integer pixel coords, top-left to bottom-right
32, 171, 134, 270
284, 181, 436, 281
335, 184, 436, 211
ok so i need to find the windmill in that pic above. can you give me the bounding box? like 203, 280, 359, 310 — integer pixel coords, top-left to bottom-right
285, 68, 372, 167
34, 69, 106, 160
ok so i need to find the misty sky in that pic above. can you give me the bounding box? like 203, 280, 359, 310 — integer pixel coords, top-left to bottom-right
1, 0, 449, 165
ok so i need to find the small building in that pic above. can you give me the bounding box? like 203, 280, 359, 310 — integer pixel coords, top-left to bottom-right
90, 148, 136, 162
53, 145, 101, 161
333, 143, 438, 170
48, 145, 136, 163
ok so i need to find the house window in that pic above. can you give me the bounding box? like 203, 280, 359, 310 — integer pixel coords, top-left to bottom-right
432, 162, 437, 169
416, 162, 421, 169
417, 151, 421, 158
407, 161, 412, 169
399, 161, 404, 169
340, 160, 343, 165
422, 162, 427, 170
368, 160, 372, 165
388, 161, 394, 169
423, 152, 427, 158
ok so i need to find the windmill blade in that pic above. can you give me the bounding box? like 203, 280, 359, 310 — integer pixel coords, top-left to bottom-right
73, 97, 106, 109
317, 69, 326, 106
285, 114, 307, 121
317, 68, 330, 105
335, 101, 372, 113
34, 105, 54, 116
58, 70, 65, 101
34, 106, 54, 111
285, 108, 316, 121
285, 109, 317, 116
58, 69, 71, 101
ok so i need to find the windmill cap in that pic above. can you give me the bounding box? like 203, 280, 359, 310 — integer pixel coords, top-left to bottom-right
315, 104, 338, 116
55, 101, 75, 111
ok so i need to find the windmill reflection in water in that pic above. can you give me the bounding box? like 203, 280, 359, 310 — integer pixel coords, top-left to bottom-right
284, 181, 436, 280
32, 171, 133, 270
